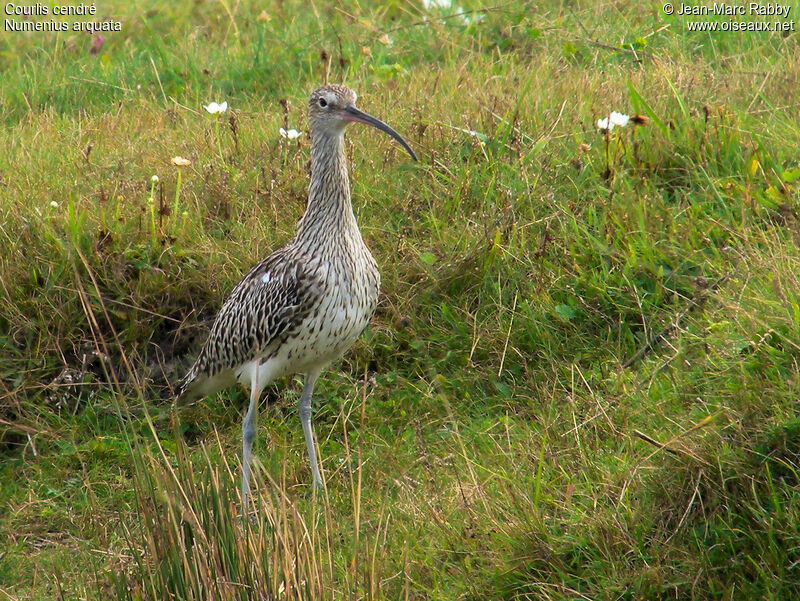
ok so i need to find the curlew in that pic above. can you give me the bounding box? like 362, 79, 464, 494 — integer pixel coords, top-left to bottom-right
177, 84, 417, 510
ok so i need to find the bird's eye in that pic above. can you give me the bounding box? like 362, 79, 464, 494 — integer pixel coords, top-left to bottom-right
319, 98, 327, 107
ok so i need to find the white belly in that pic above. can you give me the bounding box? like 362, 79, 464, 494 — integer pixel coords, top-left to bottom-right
266, 283, 375, 379
242, 247, 379, 382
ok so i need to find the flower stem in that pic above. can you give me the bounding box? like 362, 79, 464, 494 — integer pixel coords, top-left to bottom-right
148, 179, 157, 245
173, 168, 182, 227
215, 119, 225, 162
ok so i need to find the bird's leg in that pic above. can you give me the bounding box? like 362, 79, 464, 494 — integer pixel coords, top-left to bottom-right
241, 362, 260, 515
298, 369, 323, 490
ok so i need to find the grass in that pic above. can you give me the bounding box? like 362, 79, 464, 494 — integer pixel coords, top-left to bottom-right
1, 0, 800, 599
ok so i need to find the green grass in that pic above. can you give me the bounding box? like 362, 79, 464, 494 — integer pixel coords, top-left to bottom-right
2, 1, 800, 599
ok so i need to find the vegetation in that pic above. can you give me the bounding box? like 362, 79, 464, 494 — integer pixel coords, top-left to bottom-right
1, 1, 799, 599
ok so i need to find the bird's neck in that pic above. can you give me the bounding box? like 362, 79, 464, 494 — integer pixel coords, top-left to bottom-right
295, 131, 360, 247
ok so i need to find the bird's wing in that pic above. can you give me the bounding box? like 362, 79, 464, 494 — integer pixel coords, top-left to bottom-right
177, 247, 322, 402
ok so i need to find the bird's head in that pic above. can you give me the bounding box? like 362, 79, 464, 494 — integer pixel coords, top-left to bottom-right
308, 84, 417, 161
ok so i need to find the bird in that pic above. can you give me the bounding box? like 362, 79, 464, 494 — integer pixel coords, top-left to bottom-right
176, 84, 417, 511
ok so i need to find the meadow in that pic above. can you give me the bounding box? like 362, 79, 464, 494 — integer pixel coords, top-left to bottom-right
1, 1, 800, 599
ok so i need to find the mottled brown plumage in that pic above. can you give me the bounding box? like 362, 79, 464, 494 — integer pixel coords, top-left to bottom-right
177, 84, 416, 509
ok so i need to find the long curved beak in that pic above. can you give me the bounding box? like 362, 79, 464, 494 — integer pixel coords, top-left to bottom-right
343, 105, 418, 161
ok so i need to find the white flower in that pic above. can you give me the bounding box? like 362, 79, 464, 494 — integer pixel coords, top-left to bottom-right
610, 112, 630, 127
279, 128, 303, 139
170, 156, 192, 166
150, 175, 159, 183
50, 201, 59, 208
597, 111, 630, 131
460, 11, 484, 24
204, 101, 228, 114
454, 127, 488, 144
596, 118, 612, 131
422, 0, 451, 9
